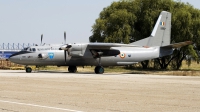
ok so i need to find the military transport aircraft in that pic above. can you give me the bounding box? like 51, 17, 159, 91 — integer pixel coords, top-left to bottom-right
9, 11, 192, 74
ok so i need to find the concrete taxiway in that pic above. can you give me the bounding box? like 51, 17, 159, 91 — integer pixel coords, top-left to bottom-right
0, 70, 200, 112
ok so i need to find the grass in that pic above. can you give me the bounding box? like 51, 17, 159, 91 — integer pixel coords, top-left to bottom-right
1, 60, 200, 76
43, 65, 200, 76
180, 61, 200, 70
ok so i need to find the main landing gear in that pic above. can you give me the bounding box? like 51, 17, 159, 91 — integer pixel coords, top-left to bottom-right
68, 66, 77, 73
94, 56, 104, 74
94, 66, 104, 74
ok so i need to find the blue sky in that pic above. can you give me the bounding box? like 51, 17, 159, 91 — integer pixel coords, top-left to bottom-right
0, 0, 199, 44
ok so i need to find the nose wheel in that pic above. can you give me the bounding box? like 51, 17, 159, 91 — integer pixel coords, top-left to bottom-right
68, 66, 77, 73
25, 67, 32, 73
94, 66, 104, 74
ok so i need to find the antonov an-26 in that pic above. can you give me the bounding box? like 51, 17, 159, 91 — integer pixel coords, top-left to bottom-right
9, 11, 192, 74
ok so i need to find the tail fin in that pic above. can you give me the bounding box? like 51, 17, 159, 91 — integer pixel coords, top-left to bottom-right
131, 11, 171, 47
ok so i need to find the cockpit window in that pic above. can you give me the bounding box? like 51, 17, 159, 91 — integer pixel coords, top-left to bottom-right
32, 48, 36, 51
22, 47, 29, 51
21, 47, 36, 52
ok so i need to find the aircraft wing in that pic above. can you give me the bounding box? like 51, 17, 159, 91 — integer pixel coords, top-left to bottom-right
161, 41, 193, 48
88, 43, 139, 49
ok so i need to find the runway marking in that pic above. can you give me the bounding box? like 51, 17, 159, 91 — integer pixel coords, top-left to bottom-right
0, 100, 83, 112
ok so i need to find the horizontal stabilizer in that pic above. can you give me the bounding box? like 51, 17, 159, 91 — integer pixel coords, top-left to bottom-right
159, 41, 192, 57
161, 41, 193, 48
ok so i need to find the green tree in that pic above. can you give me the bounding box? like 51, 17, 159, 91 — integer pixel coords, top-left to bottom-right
90, 1, 137, 43
90, 0, 200, 70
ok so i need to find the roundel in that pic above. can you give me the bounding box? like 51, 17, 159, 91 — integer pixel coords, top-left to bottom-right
119, 53, 126, 59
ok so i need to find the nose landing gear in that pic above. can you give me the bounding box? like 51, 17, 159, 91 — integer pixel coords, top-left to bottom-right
25, 66, 32, 73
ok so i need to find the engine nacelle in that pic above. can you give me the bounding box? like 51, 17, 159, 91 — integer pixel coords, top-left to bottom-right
90, 49, 120, 58
70, 51, 83, 57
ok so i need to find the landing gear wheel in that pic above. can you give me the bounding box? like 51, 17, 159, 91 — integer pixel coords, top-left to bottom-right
94, 66, 104, 74
68, 66, 77, 73
26, 67, 32, 73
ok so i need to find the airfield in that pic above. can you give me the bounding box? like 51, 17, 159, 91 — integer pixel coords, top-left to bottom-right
0, 70, 200, 112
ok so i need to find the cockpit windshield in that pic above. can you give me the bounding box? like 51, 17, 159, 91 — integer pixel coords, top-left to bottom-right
22, 47, 29, 51
21, 47, 36, 52
32, 48, 36, 51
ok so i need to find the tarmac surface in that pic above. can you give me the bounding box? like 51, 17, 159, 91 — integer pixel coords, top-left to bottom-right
0, 70, 200, 112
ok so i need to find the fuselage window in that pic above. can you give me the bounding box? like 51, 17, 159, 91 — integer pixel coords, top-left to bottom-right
45, 48, 50, 50
52, 48, 58, 50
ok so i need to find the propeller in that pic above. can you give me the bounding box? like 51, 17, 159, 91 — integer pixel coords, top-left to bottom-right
41, 34, 43, 45
59, 32, 72, 50
64, 31, 66, 44
60, 31, 72, 63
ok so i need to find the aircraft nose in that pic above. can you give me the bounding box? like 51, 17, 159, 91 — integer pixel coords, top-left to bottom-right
8, 53, 19, 63
9, 54, 14, 59
8, 54, 15, 62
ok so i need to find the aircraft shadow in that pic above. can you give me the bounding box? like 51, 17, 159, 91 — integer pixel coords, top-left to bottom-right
36, 71, 146, 75
36, 71, 127, 75
4, 70, 147, 75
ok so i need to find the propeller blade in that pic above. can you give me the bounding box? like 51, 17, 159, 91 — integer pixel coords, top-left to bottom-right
41, 34, 43, 45
64, 31, 66, 44
64, 50, 67, 64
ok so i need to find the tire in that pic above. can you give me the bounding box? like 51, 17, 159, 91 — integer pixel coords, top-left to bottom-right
26, 67, 32, 73
95, 66, 104, 74
68, 66, 77, 73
